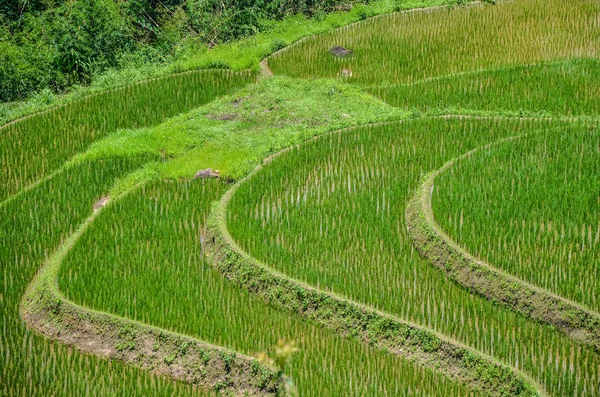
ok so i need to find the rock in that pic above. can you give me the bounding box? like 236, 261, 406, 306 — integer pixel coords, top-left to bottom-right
329, 46, 353, 57
93, 196, 110, 212
339, 69, 353, 78
207, 113, 237, 121
194, 168, 220, 179
333, 4, 353, 12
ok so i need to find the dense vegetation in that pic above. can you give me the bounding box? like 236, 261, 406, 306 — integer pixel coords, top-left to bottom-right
2, 0, 600, 395
0, 0, 366, 102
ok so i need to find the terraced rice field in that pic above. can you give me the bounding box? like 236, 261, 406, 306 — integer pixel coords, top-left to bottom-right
57, 178, 475, 397
227, 119, 600, 397
2, 0, 600, 396
372, 59, 600, 117
432, 129, 600, 312
268, 0, 599, 86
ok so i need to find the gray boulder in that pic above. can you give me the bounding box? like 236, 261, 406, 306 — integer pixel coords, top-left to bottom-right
194, 168, 220, 179
329, 46, 353, 57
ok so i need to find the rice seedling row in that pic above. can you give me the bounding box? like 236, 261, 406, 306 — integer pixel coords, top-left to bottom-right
371, 58, 600, 117
0, 156, 218, 397
226, 118, 600, 397
0, 70, 255, 202
405, 130, 600, 350
57, 177, 478, 397
268, 0, 599, 86
431, 128, 600, 313
22, 200, 287, 396
204, 168, 541, 396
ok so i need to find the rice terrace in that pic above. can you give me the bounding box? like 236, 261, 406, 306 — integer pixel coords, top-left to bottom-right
1, 0, 599, 395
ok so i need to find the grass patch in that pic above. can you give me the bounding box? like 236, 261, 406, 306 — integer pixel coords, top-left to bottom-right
78, 76, 407, 182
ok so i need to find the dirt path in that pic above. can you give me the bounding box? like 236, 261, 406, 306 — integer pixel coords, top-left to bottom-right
259, 59, 274, 78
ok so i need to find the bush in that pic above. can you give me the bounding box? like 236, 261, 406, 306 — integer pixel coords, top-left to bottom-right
1, 0, 132, 100
0, 42, 50, 101
0, 0, 361, 101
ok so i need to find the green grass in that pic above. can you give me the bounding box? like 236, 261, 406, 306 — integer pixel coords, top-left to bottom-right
74, 76, 407, 185
432, 128, 600, 311
227, 118, 600, 397
371, 58, 600, 117
56, 177, 477, 397
0, 70, 255, 202
269, 0, 600, 86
